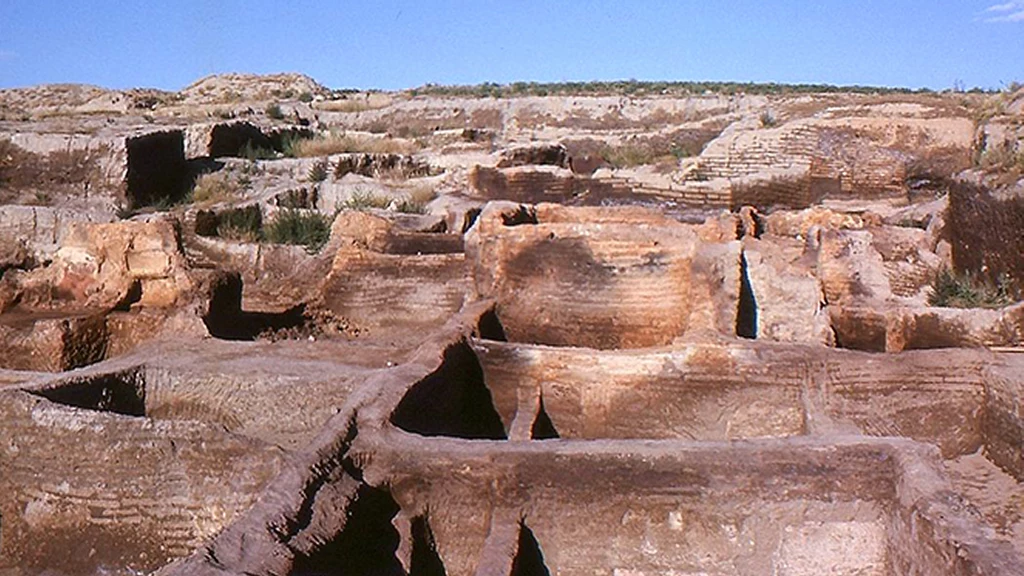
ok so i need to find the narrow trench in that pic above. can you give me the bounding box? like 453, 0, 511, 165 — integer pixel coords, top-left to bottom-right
530, 395, 559, 440
31, 369, 146, 417
736, 253, 758, 339
390, 341, 507, 440
462, 207, 482, 233
511, 522, 552, 576
476, 308, 508, 341
289, 485, 404, 576
410, 515, 447, 576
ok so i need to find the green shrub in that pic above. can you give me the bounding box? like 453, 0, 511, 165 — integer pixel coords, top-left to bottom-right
600, 143, 662, 168
298, 92, 314, 103
192, 172, 239, 204
239, 140, 277, 161
928, 268, 1016, 309
307, 158, 330, 182
407, 80, 934, 99
265, 208, 332, 253
343, 189, 391, 211
218, 205, 263, 241
265, 103, 285, 120
394, 198, 426, 214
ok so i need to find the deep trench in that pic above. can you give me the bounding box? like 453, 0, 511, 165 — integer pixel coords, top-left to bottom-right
208, 123, 275, 158
500, 205, 539, 227
289, 485, 404, 576
390, 341, 508, 440
530, 395, 559, 440
511, 522, 551, 576
476, 308, 508, 341
736, 254, 758, 339
207, 123, 314, 158
410, 515, 447, 576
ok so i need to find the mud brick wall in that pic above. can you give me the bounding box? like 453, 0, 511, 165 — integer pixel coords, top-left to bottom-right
813, 127, 910, 197
947, 181, 1024, 293
384, 441, 901, 576
320, 250, 468, 332
471, 341, 987, 457
729, 172, 816, 210
469, 166, 631, 205
671, 180, 732, 207
697, 125, 819, 181
472, 341, 808, 440
467, 217, 705, 349
884, 260, 935, 297
983, 361, 1024, 480
0, 390, 283, 576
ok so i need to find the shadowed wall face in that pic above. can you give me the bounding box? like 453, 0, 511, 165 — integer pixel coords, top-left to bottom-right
125, 131, 188, 209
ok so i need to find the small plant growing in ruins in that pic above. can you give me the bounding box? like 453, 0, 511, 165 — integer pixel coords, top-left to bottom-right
404, 185, 437, 211
759, 110, 778, 128
307, 158, 330, 183
342, 189, 391, 211
599, 143, 660, 168
265, 208, 332, 253
30, 190, 52, 206
191, 172, 239, 204
285, 131, 422, 158
239, 140, 277, 161
298, 92, 314, 103
978, 139, 1024, 174
217, 205, 264, 242
393, 198, 425, 214
265, 103, 285, 120
928, 268, 1017, 309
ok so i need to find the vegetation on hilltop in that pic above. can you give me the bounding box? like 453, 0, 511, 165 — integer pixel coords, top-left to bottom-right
406, 80, 961, 98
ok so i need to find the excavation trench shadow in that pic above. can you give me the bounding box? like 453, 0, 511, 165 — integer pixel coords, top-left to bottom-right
289, 484, 404, 576
475, 307, 508, 342
530, 395, 559, 440
202, 273, 311, 340
390, 341, 507, 440
410, 515, 447, 576
736, 253, 758, 339
512, 522, 552, 576
31, 369, 146, 417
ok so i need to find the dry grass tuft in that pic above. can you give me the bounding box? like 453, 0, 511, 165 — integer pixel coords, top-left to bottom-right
315, 98, 389, 113
191, 172, 240, 204
394, 185, 437, 213
288, 133, 420, 157
342, 189, 391, 211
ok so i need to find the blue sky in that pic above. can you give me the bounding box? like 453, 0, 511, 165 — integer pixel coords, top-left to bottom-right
1, 1, 1022, 91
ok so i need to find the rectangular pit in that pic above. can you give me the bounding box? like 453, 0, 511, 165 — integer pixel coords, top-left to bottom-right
380, 438, 1019, 576
470, 339, 987, 456
0, 388, 284, 576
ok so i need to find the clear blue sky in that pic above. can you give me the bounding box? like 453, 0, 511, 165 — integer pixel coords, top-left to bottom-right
1, 1, 1022, 91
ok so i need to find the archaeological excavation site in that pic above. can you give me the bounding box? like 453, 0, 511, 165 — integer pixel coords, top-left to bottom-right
1, 74, 1024, 576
